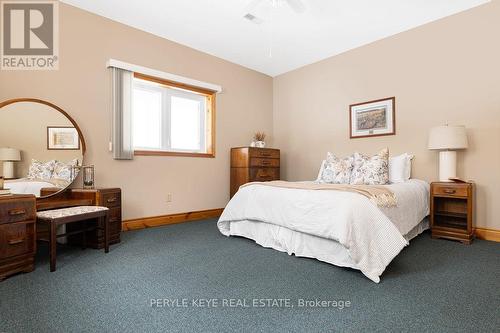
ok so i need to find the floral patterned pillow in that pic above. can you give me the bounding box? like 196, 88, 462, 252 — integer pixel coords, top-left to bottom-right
350, 148, 390, 185
318, 153, 354, 184
53, 159, 79, 182
27, 159, 56, 181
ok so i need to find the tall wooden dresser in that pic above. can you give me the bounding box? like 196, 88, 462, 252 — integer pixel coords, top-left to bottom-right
230, 147, 280, 198
0, 194, 36, 281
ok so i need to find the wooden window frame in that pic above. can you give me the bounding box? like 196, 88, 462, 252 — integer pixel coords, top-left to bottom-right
132, 72, 216, 158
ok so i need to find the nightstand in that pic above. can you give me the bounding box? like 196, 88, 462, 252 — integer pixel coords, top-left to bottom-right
430, 182, 475, 244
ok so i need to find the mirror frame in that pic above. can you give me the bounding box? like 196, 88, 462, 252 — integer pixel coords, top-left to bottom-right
0, 98, 86, 199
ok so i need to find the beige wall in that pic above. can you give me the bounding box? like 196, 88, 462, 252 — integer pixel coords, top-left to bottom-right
0, 102, 83, 177
0, 3, 273, 219
273, 1, 500, 229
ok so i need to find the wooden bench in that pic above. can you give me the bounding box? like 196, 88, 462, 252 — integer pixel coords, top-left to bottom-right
36, 206, 110, 272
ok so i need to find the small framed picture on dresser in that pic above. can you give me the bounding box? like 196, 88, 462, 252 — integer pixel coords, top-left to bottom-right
349, 97, 395, 139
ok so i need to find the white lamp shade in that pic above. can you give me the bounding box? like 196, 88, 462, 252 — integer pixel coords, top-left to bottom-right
428, 125, 468, 150
0, 148, 21, 161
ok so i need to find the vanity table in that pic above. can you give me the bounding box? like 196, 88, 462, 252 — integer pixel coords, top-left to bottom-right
0, 98, 120, 280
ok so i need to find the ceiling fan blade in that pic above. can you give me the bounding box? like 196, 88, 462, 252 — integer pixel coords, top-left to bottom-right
286, 0, 306, 13
246, 0, 264, 13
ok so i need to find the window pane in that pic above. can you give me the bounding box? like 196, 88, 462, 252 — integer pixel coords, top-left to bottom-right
170, 96, 203, 151
133, 87, 162, 149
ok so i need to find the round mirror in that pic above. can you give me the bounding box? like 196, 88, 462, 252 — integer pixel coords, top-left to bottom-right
0, 98, 85, 198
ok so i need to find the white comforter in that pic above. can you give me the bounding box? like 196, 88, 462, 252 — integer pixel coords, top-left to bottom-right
4, 178, 57, 196
218, 179, 429, 283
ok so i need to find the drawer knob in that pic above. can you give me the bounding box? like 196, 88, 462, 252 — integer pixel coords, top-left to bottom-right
107, 197, 117, 203
261, 161, 271, 165
8, 238, 25, 245
8, 208, 26, 216
443, 189, 456, 194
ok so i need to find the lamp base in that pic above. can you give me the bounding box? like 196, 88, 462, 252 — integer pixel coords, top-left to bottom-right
2, 161, 15, 179
439, 151, 457, 182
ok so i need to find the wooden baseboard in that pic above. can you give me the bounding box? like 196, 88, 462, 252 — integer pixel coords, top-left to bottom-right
122, 208, 223, 231
475, 228, 500, 242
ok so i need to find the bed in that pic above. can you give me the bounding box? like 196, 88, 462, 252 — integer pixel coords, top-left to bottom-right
218, 179, 430, 283
4, 178, 62, 197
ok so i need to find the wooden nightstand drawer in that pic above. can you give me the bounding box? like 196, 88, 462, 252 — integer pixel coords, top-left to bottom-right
432, 184, 469, 197
0, 221, 35, 259
248, 148, 280, 159
250, 157, 280, 167
0, 199, 36, 224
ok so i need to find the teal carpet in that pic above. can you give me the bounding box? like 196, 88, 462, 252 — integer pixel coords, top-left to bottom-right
0, 218, 499, 332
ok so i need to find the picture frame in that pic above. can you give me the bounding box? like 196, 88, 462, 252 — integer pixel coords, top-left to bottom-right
349, 97, 396, 139
47, 126, 80, 150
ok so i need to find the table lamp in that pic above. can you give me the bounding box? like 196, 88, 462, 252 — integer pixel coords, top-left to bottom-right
428, 125, 468, 181
0, 148, 21, 179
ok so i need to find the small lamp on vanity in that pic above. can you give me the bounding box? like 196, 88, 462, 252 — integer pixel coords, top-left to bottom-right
0, 148, 21, 179
428, 125, 468, 181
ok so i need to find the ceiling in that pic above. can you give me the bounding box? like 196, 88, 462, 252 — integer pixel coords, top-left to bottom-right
61, 0, 490, 77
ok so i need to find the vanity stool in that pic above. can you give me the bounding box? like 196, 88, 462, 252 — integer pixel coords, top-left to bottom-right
36, 206, 110, 272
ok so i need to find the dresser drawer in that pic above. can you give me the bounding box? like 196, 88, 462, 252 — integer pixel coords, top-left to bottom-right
249, 148, 280, 159
433, 184, 469, 197
250, 168, 279, 182
0, 221, 35, 259
100, 191, 121, 208
108, 207, 122, 234
250, 157, 280, 168
0, 199, 36, 224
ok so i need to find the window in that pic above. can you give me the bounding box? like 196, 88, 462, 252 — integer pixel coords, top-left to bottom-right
132, 73, 215, 157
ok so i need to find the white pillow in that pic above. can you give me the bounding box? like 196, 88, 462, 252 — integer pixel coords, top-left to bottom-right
389, 153, 414, 183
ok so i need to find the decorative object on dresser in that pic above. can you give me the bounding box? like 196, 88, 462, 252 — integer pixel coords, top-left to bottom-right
230, 147, 280, 198
428, 125, 468, 182
41, 188, 122, 249
82, 165, 95, 189
349, 97, 395, 139
250, 131, 266, 148
0, 147, 21, 179
0, 194, 36, 281
430, 181, 475, 244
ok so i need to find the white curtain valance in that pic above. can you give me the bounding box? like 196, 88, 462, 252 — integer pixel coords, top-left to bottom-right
106, 59, 222, 93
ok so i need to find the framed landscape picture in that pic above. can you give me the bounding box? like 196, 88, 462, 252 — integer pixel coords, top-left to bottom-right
349, 97, 395, 139
47, 126, 80, 150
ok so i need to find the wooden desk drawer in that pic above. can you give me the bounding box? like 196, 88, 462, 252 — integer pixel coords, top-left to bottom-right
250, 168, 279, 182
101, 191, 121, 208
0, 199, 36, 224
0, 221, 35, 259
250, 157, 280, 167
433, 184, 468, 197
249, 148, 280, 159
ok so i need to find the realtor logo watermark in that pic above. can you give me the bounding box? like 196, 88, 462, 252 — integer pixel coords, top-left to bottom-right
1, 0, 59, 70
